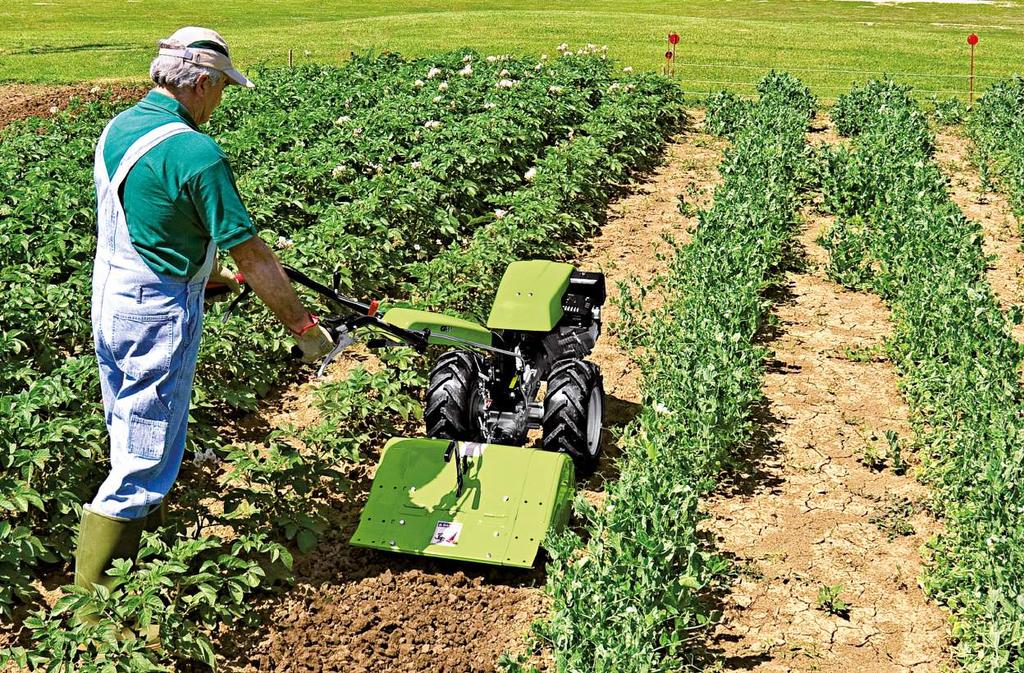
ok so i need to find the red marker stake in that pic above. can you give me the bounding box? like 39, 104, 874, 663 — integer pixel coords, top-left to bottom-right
663, 33, 679, 77
968, 33, 979, 105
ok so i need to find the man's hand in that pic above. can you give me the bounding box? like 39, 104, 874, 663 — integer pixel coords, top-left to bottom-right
295, 323, 334, 363
228, 236, 337, 366
207, 260, 241, 295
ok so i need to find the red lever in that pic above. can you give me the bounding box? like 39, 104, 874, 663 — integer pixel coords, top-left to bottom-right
235, 272, 246, 285
367, 299, 380, 317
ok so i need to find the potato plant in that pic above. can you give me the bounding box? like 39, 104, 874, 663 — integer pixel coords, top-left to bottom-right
507, 72, 814, 673
0, 49, 686, 669
820, 78, 1024, 671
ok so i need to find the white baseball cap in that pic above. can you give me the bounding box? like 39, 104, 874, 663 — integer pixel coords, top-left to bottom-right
158, 26, 254, 88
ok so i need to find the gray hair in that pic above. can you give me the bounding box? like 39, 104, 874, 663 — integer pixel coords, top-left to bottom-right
149, 45, 225, 89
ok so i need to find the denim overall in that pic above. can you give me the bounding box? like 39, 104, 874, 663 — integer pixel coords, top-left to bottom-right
89, 120, 216, 520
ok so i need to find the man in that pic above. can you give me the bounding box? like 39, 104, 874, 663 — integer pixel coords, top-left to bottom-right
76, 27, 334, 590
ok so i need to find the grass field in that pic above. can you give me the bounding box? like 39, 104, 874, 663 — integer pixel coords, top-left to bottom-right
2, 0, 1022, 100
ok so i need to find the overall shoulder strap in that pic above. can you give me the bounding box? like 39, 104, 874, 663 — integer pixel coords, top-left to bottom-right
109, 121, 195, 190
94, 120, 116, 187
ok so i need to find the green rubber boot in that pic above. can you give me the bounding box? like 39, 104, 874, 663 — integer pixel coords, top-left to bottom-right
143, 498, 168, 533
74, 506, 147, 590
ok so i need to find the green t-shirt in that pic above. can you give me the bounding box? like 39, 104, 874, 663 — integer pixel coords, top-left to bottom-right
102, 90, 256, 279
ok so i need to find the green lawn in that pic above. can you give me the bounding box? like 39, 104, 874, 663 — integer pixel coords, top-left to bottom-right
2, 0, 1022, 101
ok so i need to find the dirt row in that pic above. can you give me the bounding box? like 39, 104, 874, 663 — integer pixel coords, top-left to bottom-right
215, 112, 726, 672
0, 83, 148, 130
705, 116, 953, 672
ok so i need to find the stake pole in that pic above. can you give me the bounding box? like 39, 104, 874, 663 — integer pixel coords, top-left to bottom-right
288, 48, 294, 69
967, 33, 979, 105
969, 44, 975, 104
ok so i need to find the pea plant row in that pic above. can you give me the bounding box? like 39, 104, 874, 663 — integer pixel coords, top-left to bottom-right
819, 78, 1024, 672
499, 72, 815, 673
0, 50, 685, 670
968, 76, 1024, 218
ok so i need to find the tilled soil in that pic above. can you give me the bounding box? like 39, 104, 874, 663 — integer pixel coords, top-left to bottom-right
934, 127, 1024, 342
218, 111, 725, 672
704, 117, 950, 672
0, 83, 147, 130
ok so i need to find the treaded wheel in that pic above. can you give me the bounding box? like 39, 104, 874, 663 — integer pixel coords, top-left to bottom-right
542, 359, 604, 475
425, 350, 485, 441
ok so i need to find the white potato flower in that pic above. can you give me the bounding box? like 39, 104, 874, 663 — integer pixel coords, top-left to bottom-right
494, 208, 508, 219
424, 120, 442, 129
623, 66, 634, 73
193, 447, 221, 465
414, 79, 425, 88
496, 79, 517, 89
427, 67, 442, 79
438, 81, 449, 92
276, 235, 296, 248
524, 167, 537, 181
458, 65, 473, 77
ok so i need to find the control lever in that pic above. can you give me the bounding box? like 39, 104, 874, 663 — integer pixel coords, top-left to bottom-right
317, 326, 356, 378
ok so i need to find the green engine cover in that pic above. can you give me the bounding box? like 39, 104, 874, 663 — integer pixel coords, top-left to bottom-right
351, 437, 575, 568
486, 260, 573, 332
381, 308, 492, 347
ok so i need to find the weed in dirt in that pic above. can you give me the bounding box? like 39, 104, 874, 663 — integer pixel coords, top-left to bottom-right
738, 560, 765, 581
839, 343, 886, 363
816, 584, 850, 618
676, 195, 695, 217
884, 429, 907, 475
857, 441, 887, 471
869, 495, 916, 541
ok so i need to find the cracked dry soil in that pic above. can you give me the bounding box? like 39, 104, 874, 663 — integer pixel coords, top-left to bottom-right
705, 117, 950, 673
218, 112, 725, 672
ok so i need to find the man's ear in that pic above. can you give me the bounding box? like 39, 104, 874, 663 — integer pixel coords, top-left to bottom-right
194, 72, 210, 95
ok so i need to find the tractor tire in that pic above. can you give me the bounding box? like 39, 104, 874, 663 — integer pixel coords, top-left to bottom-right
425, 350, 485, 441
543, 359, 604, 476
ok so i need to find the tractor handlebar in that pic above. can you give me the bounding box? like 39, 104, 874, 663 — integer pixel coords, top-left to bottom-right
206, 264, 432, 370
